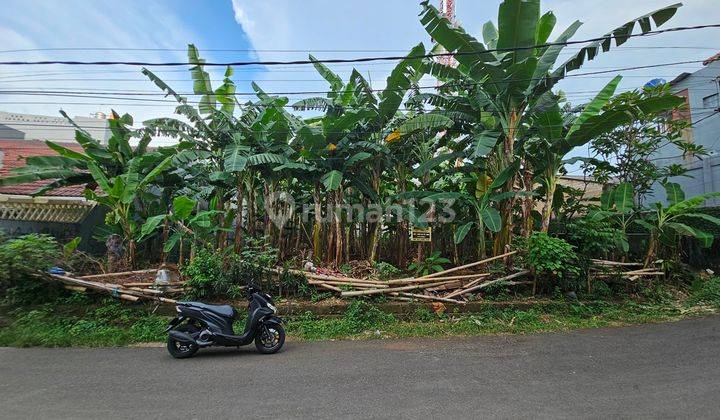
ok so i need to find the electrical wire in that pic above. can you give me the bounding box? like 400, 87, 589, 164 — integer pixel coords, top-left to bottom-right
1, 24, 718, 66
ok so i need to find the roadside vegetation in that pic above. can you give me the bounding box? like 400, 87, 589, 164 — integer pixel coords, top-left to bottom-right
1, 0, 720, 347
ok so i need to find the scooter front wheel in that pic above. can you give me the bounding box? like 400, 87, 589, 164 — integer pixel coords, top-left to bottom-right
255, 324, 285, 354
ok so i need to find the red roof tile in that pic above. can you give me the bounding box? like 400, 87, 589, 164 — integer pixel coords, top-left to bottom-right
0, 139, 88, 197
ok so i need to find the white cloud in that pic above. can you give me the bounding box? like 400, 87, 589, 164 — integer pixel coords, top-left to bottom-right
0, 0, 206, 142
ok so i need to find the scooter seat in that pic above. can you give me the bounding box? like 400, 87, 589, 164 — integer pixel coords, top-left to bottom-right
180, 302, 237, 318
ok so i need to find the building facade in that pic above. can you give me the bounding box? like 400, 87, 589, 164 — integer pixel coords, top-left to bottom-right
649, 56, 720, 207
0, 111, 111, 144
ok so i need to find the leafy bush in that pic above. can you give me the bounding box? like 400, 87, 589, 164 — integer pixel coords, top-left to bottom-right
0, 234, 64, 304
566, 216, 626, 258
408, 251, 450, 276
182, 241, 281, 299
373, 261, 402, 280
181, 249, 244, 299
525, 232, 581, 291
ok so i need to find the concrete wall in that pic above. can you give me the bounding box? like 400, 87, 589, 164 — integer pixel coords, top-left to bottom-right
0, 206, 107, 254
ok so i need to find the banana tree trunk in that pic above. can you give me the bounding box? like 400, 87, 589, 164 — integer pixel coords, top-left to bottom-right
333, 189, 343, 266
234, 173, 245, 253
216, 190, 227, 249
312, 183, 323, 264
540, 176, 558, 233
521, 163, 534, 237
644, 231, 658, 267
494, 110, 520, 256
247, 178, 256, 237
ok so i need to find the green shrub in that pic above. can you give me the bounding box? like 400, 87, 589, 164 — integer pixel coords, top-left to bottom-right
566, 217, 626, 258
408, 251, 450, 276
526, 232, 581, 291
0, 234, 63, 304
181, 249, 243, 299
373, 261, 402, 280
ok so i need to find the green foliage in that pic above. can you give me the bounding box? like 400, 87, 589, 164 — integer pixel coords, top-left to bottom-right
182, 240, 279, 299
565, 216, 625, 258
689, 277, 720, 309
525, 232, 580, 285
0, 234, 63, 304
0, 299, 167, 347
181, 249, 243, 299
373, 261, 403, 280
408, 251, 450, 276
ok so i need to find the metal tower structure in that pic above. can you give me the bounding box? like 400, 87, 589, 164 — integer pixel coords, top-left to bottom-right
437, 0, 458, 68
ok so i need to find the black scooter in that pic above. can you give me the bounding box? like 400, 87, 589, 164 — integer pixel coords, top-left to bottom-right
165, 284, 284, 358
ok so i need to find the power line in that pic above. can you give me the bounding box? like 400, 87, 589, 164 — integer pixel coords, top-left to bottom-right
0, 60, 709, 102
1, 24, 719, 67
1, 45, 718, 55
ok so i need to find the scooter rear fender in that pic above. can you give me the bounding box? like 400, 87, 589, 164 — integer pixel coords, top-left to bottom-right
168, 330, 197, 345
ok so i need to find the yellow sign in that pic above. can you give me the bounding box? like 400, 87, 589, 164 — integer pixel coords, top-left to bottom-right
410, 226, 432, 242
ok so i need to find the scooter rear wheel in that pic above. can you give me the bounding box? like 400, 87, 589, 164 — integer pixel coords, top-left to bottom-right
255, 324, 285, 354
167, 325, 199, 359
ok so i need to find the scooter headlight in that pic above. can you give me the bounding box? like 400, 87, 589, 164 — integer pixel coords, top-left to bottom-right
267, 303, 277, 313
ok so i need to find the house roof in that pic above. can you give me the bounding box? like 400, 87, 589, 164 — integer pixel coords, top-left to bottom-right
0, 139, 87, 197
703, 52, 720, 66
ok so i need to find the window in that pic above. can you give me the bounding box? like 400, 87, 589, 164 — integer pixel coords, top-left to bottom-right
703, 93, 718, 109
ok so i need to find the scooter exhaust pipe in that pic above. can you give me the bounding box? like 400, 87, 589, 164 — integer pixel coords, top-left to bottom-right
168, 330, 197, 346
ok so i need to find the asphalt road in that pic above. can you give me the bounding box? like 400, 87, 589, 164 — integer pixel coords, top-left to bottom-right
1, 317, 720, 419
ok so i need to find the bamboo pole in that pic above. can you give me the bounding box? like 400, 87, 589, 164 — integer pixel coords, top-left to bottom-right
78, 269, 158, 280
340, 280, 452, 297
307, 279, 389, 288
416, 251, 517, 280
393, 292, 466, 305
315, 282, 342, 292
590, 259, 643, 267
445, 270, 530, 298
387, 273, 489, 285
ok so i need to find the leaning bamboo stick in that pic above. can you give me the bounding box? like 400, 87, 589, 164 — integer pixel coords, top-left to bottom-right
445, 270, 531, 298
387, 273, 489, 285
623, 268, 663, 275
64, 285, 87, 293
590, 259, 643, 267
417, 251, 517, 280
444, 275, 494, 298
341, 280, 453, 297
307, 279, 389, 288
119, 294, 140, 302
78, 269, 158, 280
315, 282, 343, 292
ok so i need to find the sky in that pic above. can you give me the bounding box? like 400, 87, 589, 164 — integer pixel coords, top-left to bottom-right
0, 0, 718, 153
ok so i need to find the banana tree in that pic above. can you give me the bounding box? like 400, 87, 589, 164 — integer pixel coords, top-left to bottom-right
428, 161, 520, 259
635, 183, 720, 266
418, 0, 683, 253
139, 195, 227, 265
143, 44, 245, 249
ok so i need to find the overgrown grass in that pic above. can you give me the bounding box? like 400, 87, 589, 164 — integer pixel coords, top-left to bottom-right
1, 279, 718, 347
0, 295, 167, 347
